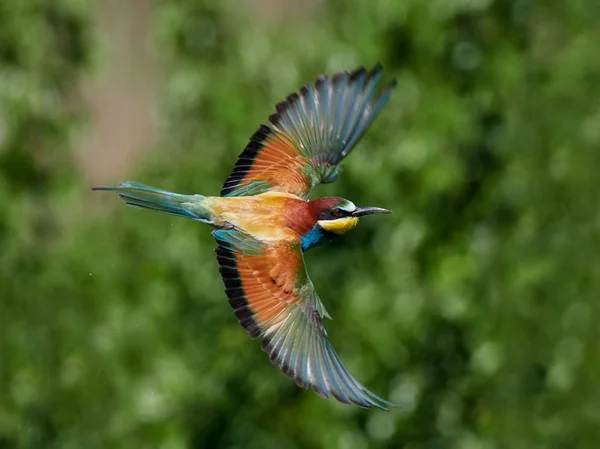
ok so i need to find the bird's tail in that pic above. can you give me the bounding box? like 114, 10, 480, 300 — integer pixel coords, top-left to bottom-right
93, 181, 212, 223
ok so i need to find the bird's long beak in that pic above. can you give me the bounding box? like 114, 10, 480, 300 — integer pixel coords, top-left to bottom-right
352, 206, 392, 217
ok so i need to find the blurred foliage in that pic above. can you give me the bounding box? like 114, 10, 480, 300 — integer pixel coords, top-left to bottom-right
1, 0, 600, 448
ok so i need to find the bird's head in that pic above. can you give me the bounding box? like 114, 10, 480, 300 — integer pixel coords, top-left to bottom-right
310, 197, 392, 236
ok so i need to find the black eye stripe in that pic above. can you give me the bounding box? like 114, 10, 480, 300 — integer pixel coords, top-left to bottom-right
319, 208, 349, 220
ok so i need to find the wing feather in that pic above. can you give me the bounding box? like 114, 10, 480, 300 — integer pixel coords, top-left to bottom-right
213, 229, 395, 409
221, 65, 396, 199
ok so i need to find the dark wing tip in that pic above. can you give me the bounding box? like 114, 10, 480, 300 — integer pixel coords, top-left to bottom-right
214, 245, 263, 339
315, 74, 329, 89
250, 124, 271, 142
369, 62, 384, 74
271, 93, 302, 128
275, 100, 288, 114
349, 67, 367, 81
331, 72, 348, 84
385, 78, 399, 92
220, 124, 274, 197
300, 84, 311, 96
268, 112, 281, 128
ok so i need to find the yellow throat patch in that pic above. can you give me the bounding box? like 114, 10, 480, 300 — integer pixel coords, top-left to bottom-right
318, 217, 359, 235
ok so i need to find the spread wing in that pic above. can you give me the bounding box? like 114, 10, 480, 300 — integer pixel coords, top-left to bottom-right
221, 65, 396, 199
213, 229, 394, 409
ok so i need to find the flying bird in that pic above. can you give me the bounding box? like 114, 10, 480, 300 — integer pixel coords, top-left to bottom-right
94, 65, 397, 409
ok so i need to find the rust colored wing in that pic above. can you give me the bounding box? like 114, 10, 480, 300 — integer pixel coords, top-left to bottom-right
212, 229, 395, 409
221, 65, 396, 199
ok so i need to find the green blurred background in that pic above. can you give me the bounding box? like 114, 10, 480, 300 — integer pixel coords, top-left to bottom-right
1, 0, 600, 448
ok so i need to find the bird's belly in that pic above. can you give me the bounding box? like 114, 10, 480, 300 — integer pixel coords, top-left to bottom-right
206, 194, 299, 242
222, 212, 293, 241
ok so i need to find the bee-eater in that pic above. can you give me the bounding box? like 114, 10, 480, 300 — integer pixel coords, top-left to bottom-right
94, 65, 397, 409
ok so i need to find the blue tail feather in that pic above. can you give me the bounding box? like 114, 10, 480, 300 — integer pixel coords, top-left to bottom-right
93, 181, 211, 222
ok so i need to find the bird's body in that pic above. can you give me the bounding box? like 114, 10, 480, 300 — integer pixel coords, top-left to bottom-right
208, 192, 317, 241
158, 191, 358, 245
95, 65, 397, 409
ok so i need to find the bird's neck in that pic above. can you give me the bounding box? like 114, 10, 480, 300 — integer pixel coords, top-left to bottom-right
301, 224, 337, 252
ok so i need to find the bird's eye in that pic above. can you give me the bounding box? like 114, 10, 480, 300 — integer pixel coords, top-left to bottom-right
333, 208, 344, 217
